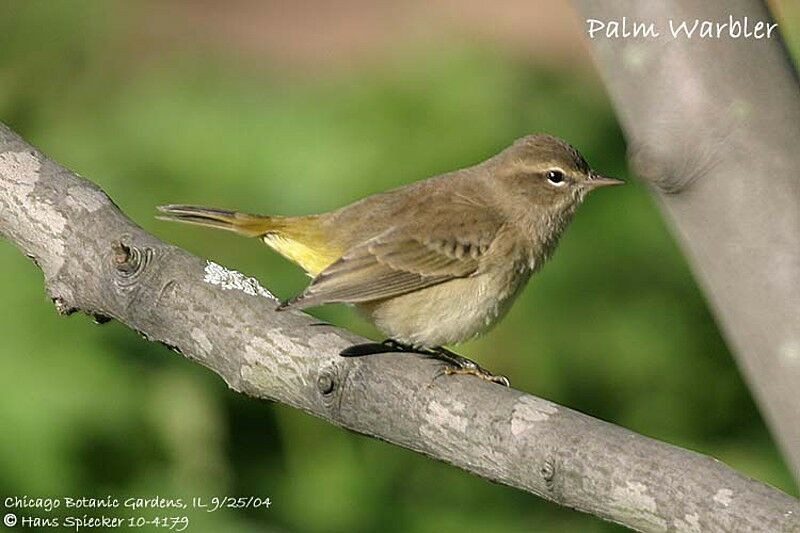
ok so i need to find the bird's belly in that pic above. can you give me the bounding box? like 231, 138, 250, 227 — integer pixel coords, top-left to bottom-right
359, 268, 530, 348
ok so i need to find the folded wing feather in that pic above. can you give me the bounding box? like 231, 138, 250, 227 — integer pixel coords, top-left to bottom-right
279, 228, 495, 310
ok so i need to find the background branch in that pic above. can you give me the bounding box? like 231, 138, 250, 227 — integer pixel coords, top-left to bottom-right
1, 123, 798, 531
571, 0, 800, 483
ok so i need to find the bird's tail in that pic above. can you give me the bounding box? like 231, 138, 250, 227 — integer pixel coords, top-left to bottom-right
156, 204, 282, 237
158, 204, 339, 276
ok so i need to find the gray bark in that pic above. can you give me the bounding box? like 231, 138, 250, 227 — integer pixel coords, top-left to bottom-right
0, 122, 798, 532
571, 0, 800, 483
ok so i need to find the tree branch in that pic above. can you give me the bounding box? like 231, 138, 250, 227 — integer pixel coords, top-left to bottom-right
0, 122, 797, 532
570, 0, 800, 484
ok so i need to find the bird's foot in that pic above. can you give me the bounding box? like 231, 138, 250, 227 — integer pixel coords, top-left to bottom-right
344, 340, 509, 386
427, 346, 510, 387
441, 366, 510, 387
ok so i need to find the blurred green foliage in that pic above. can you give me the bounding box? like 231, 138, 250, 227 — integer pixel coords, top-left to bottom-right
0, 2, 797, 532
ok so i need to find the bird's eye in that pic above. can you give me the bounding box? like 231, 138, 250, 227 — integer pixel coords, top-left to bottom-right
546, 169, 566, 186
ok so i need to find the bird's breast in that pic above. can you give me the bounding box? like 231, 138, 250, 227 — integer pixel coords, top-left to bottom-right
360, 260, 532, 348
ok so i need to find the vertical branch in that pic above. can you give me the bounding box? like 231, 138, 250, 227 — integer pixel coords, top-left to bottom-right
572, 0, 800, 482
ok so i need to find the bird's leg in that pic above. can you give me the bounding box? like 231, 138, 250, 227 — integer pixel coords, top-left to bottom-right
425, 346, 510, 387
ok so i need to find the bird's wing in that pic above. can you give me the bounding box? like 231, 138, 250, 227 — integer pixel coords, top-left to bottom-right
278, 218, 500, 310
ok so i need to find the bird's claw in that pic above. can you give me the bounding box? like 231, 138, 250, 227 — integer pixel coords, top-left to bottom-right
378, 339, 510, 387
429, 353, 510, 386
441, 365, 510, 387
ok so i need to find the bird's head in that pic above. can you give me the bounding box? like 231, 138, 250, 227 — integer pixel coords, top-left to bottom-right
491, 134, 623, 220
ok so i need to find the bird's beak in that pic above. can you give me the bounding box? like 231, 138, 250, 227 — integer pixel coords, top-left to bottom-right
587, 172, 625, 189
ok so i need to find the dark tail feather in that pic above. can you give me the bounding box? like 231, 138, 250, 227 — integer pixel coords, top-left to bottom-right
156, 204, 277, 237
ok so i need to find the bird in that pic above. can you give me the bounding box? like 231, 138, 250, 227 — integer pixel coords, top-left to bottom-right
158, 134, 622, 385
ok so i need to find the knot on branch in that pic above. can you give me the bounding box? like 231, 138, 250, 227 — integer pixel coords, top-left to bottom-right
540, 457, 556, 491
317, 372, 335, 395
316, 362, 345, 412
628, 135, 719, 195
112, 238, 153, 290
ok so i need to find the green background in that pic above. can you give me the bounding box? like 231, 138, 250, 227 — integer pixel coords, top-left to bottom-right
0, 2, 797, 531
